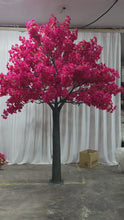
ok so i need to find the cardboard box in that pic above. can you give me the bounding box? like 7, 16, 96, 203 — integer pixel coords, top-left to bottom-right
79, 149, 98, 168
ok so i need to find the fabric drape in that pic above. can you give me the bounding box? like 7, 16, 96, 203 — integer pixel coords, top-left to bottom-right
0, 30, 121, 165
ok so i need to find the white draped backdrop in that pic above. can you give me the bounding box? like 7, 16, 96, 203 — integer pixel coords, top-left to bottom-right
0, 30, 121, 165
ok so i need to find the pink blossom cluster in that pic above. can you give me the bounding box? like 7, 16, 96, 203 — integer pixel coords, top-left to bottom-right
0, 153, 6, 166
0, 15, 122, 118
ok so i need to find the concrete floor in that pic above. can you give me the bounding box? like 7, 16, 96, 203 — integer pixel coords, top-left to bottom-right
0, 163, 124, 220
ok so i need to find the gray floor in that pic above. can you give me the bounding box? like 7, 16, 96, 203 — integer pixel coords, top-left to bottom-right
0, 163, 124, 220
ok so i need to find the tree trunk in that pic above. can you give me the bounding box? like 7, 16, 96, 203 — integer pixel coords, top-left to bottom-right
50, 107, 63, 183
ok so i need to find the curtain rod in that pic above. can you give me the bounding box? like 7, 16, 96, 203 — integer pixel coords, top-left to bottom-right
0, 26, 124, 33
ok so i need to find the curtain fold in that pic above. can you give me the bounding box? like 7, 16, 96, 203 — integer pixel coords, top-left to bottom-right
0, 30, 121, 165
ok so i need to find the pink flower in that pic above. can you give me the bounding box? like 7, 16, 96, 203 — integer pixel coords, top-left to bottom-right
0, 153, 6, 165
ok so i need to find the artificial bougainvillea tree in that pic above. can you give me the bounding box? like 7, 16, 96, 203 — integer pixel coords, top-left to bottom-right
0, 15, 122, 183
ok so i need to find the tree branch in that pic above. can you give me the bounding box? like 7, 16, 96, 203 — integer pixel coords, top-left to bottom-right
66, 101, 84, 105
68, 84, 77, 95
57, 84, 77, 111
50, 57, 58, 76
48, 103, 55, 111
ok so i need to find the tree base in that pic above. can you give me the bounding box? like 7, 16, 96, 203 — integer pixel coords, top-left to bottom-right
49, 179, 64, 184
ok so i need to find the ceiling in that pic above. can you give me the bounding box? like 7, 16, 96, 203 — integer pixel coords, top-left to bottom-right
0, 0, 124, 61
0, 0, 123, 28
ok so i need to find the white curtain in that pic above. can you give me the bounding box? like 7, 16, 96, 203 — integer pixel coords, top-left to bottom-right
0, 30, 121, 165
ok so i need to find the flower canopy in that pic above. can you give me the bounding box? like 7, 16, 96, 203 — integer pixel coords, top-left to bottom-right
0, 15, 122, 118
